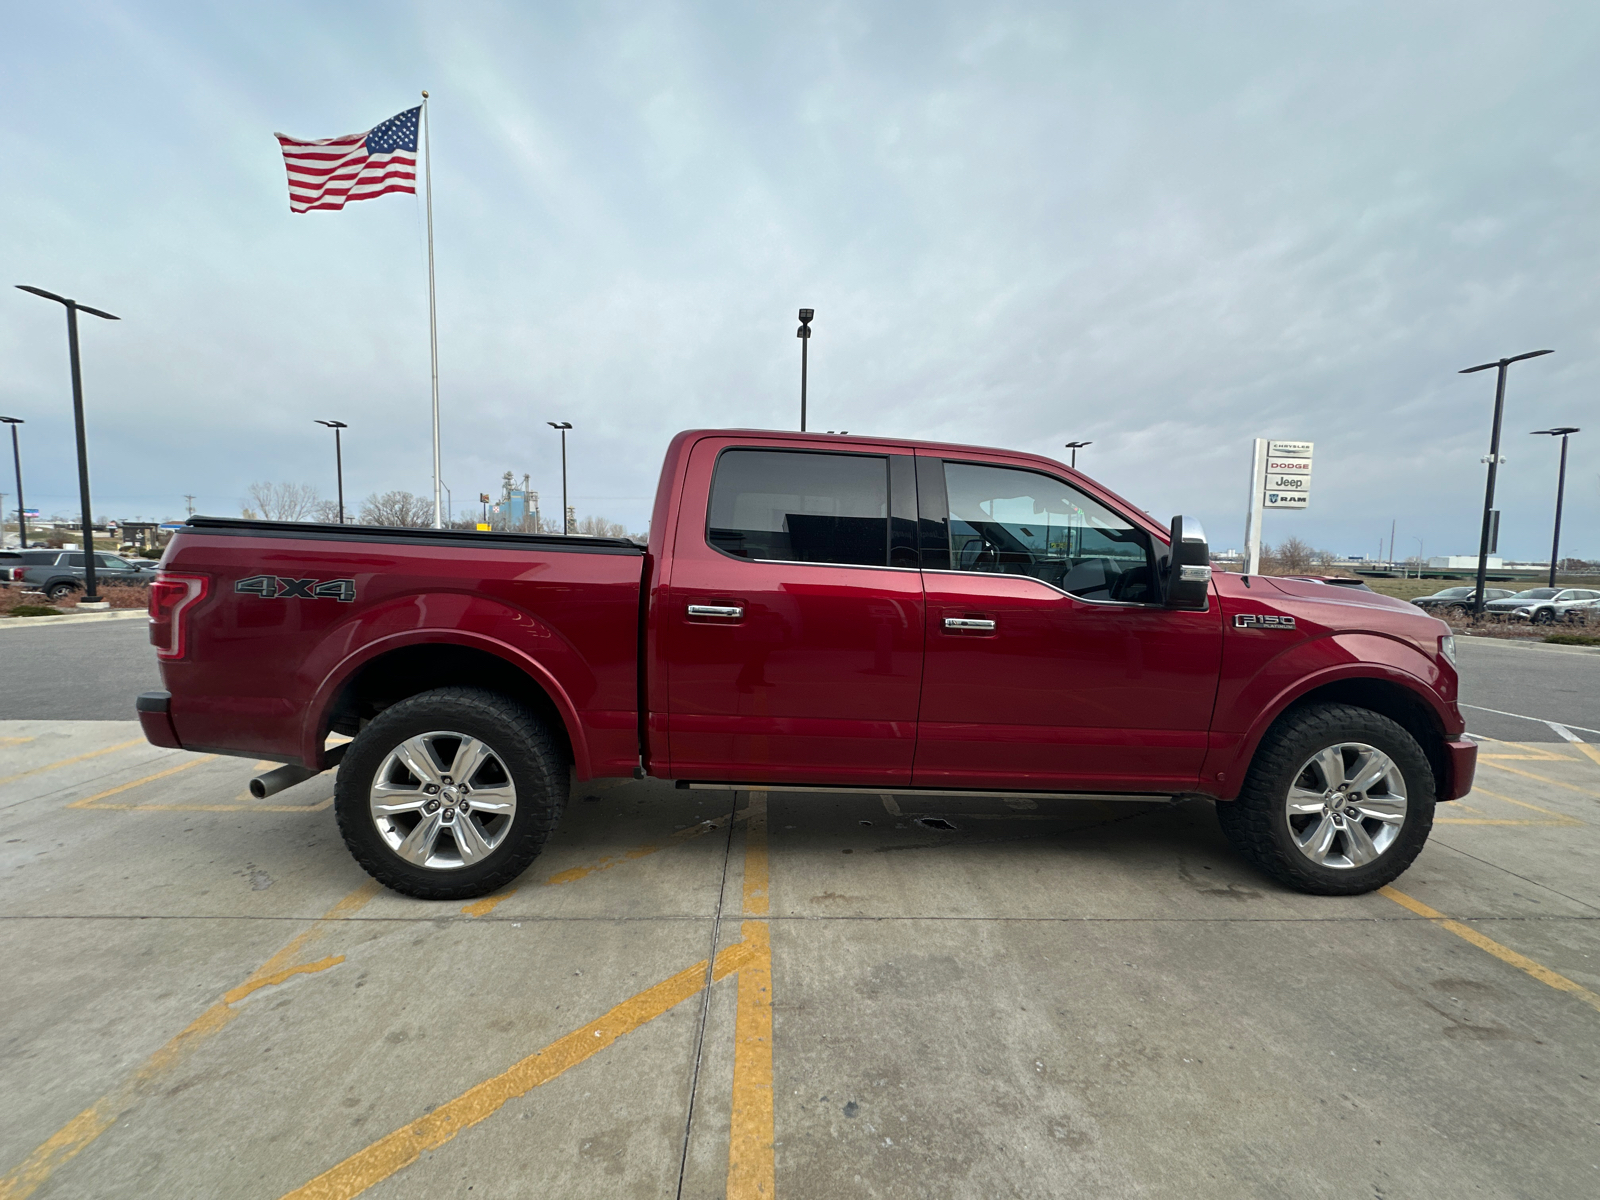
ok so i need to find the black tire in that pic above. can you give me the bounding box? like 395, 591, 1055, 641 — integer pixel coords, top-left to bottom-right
1216, 702, 1435, 895
334, 687, 568, 900
1533, 608, 1556, 625
46, 582, 77, 601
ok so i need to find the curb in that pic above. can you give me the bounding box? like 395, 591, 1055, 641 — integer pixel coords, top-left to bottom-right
1457, 634, 1600, 657
0, 609, 147, 630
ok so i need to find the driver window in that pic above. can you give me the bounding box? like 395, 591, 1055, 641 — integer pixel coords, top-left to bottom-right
943, 462, 1157, 602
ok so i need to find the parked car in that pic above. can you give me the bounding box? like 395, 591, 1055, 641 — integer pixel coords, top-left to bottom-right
0, 549, 71, 590
1412, 586, 1515, 617
1481, 587, 1600, 624
139, 428, 1474, 901
11, 551, 161, 600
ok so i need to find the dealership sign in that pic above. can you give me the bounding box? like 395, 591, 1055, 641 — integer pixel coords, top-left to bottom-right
1263, 440, 1312, 510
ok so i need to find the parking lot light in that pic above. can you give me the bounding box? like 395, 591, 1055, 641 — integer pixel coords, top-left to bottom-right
1458, 349, 1553, 617
1064, 440, 1092, 470
314, 420, 349, 523
1531, 426, 1579, 588
16, 285, 121, 603
0, 416, 25, 548
547, 422, 572, 534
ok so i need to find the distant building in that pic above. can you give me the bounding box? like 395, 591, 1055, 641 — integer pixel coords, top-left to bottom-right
1427, 555, 1503, 570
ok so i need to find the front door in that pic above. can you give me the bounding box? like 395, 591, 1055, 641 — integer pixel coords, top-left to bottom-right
913, 456, 1223, 794
659, 441, 925, 785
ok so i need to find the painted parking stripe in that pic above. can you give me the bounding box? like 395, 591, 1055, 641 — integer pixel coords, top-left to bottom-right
0, 881, 381, 1200
729, 792, 775, 1199
1380, 886, 1600, 1015
0, 739, 145, 788
278, 938, 760, 1200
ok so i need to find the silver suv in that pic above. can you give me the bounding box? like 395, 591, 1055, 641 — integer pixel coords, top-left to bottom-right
1481, 587, 1600, 624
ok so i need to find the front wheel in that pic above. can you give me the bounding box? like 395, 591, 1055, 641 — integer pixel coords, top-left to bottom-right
1533, 608, 1556, 625
1216, 703, 1435, 895
334, 687, 569, 900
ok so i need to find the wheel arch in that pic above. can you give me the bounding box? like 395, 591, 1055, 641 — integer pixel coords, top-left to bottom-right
303, 633, 585, 776
1216, 667, 1454, 803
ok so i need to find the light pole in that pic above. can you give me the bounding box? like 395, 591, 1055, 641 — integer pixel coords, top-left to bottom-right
17, 285, 120, 604
1064, 441, 1092, 470
0, 412, 24, 544
1532, 426, 1580, 588
1460, 349, 1553, 616
314, 420, 348, 523
796, 308, 813, 432
1413, 537, 1424, 579
548, 422, 572, 533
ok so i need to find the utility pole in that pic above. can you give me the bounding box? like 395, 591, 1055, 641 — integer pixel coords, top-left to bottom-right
184, 494, 196, 518
1460, 349, 1554, 615
1, 417, 26, 547
796, 308, 814, 431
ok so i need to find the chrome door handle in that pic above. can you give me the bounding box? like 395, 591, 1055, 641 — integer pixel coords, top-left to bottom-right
688, 604, 744, 619
944, 617, 996, 631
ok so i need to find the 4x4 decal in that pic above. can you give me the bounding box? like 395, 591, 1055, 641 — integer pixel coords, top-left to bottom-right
235, 574, 357, 603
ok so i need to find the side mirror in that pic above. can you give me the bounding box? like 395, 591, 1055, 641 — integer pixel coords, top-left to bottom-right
1164, 516, 1211, 610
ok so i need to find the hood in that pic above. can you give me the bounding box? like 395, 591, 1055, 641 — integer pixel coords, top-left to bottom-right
1257, 575, 1420, 613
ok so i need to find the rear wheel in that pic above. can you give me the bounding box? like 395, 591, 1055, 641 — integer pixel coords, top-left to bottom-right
335, 687, 568, 900
46, 582, 77, 601
1217, 703, 1435, 895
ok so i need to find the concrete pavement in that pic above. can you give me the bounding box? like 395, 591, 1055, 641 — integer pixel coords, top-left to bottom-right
2, 719, 1597, 1197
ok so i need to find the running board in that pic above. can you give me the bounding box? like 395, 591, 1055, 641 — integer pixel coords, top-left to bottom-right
675, 781, 1174, 803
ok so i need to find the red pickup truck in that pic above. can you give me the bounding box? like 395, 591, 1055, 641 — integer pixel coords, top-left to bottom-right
139, 429, 1474, 900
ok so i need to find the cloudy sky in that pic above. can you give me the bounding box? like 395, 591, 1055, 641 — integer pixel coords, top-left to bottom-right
4, 1, 1596, 559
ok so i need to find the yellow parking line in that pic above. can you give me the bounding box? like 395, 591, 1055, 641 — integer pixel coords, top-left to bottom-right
1570, 741, 1600, 769
0, 737, 35, 746
1380, 886, 1600, 1015
84, 797, 334, 814
64, 756, 217, 808
0, 739, 144, 788
461, 814, 734, 917
728, 788, 774, 1199
279, 937, 759, 1200
1479, 759, 1600, 799
0, 881, 380, 1200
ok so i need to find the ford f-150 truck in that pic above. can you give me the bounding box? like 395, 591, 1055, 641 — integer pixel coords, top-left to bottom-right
138, 429, 1475, 900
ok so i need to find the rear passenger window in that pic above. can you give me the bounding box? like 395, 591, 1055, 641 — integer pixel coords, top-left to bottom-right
708, 450, 889, 567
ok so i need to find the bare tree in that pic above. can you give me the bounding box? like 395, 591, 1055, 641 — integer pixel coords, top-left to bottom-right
359, 490, 433, 528
1264, 536, 1315, 575
312, 499, 344, 524
575, 514, 628, 538
244, 482, 322, 521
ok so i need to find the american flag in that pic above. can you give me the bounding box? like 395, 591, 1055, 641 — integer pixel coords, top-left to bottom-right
275, 106, 420, 213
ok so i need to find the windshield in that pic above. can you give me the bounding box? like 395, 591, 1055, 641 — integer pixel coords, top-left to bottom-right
1511, 588, 1560, 600
1430, 588, 1472, 599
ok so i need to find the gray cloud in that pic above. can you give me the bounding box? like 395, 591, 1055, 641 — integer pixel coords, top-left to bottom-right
3, 1, 1596, 559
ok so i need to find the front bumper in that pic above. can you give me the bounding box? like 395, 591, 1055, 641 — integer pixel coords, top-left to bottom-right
1444, 738, 1478, 801
136, 690, 182, 749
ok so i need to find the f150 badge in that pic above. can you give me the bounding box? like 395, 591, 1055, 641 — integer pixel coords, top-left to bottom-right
1234, 613, 1295, 629
235, 574, 356, 602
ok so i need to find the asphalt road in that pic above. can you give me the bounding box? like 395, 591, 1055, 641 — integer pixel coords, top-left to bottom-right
2, 616, 1596, 743
0, 616, 163, 720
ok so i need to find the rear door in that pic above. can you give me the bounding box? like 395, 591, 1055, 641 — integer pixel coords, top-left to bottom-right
913, 454, 1223, 794
658, 439, 924, 785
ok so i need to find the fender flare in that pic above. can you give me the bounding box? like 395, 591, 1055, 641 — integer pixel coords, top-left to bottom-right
299, 629, 591, 775
1208, 660, 1453, 800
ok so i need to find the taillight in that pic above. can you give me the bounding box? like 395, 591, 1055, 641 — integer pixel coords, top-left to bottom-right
149, 574, 208, 659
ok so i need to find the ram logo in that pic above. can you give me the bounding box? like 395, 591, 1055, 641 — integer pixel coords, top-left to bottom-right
235, 574, 357, 603
1234, 613, 1296, 630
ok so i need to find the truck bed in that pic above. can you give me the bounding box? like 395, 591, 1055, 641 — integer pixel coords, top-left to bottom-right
153, 518, 646, 777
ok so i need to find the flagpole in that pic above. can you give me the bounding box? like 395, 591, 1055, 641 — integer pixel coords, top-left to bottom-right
422, 90, 442, 528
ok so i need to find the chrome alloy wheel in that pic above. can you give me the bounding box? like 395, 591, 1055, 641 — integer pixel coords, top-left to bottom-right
1284, 741, 1408, 870
368, 731, 517, 870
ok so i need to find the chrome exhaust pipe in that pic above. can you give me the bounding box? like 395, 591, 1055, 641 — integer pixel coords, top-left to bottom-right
249, 764, 319, 799
248, 744, 348, 800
